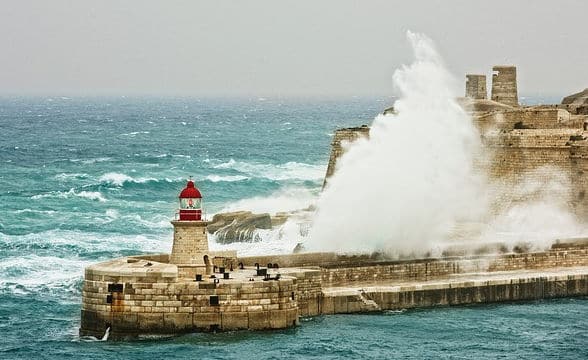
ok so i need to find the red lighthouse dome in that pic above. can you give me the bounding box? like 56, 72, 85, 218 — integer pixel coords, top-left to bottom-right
178, 179, 202, 221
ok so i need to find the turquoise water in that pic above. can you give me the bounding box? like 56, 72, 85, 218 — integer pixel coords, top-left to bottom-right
0, 96, 586, 359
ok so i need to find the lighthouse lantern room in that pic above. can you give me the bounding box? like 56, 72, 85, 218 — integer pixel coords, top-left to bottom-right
178, 179, 202, 221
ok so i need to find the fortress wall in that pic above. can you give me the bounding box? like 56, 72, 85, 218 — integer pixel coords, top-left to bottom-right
491, 66, 518, 106
571, 143, 588, 217
81, 264, 298, 338
480, 130, 580, 211
286, 269, 323, 316
319, 248, 588, 287
475, 109, 579, 133
321, 273, 588, 313
239, 252, 342, 268
466, 74, 487, 99
323, 126, 370, 188
323, 122, 584, 210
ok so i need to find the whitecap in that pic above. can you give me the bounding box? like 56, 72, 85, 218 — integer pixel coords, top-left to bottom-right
14, 209, 57, 214
98, 172, 135, 186
205, 175, 249, 183
54, 173, 89, 181
31, 189, 106, 202
213, 159, 325, 182
98, 172, 174, 186
214, 187, 317, 215
81, 157, 111, 164
119, 131, 150, 137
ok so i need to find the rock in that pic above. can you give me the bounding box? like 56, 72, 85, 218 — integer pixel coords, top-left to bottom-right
292, 243, 305, 253
561, 88, 588, 105
208, 211, 272, 244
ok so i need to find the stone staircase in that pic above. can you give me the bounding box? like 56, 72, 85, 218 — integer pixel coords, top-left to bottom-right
357, 289, 381, 312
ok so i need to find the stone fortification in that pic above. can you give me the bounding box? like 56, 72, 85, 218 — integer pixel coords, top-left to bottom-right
80, 258, 298, 338
491, 65, 518, 106
466, 74, 487, 99
324, 65, 588, 218
323, 125, 370, 188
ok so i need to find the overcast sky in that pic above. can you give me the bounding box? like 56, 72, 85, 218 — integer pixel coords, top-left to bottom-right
1, 0, 587, 97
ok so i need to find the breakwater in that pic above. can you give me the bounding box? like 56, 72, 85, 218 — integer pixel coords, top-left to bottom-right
80, 239, 588, 338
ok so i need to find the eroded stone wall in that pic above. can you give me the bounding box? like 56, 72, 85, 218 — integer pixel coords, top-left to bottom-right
323, 126, 370, 188
319, 247, 588, 287
491, 65, 518, 106
466, 74, 487, 99
321, 273, 588, 313
81, 268, 298, 338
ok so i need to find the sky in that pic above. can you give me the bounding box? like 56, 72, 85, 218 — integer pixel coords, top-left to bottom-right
1, 0, 587, 98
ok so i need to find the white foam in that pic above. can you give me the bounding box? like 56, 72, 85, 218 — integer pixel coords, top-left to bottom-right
0, 255, 90, 299
97, 172, 175, 186
119, 131, 150, 136
14, 209, 57, 214
205, 175, 249, 183
31, 189, 106, 202
98, 172, 134, 186
214, 159, 325, 182
308, 32, 483, 255
54, 173, 89, 181
0, 230, 171, 297
215, 187, 317, 215
209, 218, 306, 255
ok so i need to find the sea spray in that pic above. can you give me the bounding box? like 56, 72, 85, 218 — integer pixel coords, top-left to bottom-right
307, 32, 485, 255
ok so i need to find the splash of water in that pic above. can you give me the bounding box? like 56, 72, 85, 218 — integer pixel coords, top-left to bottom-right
307, 31, 484, 255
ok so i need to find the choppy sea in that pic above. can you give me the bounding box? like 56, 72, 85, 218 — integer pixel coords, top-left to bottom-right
0, 96, 585, 359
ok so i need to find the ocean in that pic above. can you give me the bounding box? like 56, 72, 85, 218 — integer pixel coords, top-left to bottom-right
0, 96, 585, 359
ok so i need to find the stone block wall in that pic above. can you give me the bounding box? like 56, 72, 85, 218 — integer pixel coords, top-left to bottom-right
81, 268, 298, 338
475, 109, 578, 133
287, 269, 323, 316
571, 143, 588, 217
491, 65, 518, 106
319, 247, 588, 287
323, 126, 370, 188
321, 273, 588, 313
170, 221, 209, 265
466, 74, 487, 99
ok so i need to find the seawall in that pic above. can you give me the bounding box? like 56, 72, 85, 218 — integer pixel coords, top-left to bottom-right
80, 240, 588, 338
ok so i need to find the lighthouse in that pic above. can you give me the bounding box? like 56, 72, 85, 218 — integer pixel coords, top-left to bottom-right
170, 179, 211, 270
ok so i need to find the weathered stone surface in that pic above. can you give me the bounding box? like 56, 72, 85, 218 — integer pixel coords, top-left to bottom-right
491, 65, 518, 106
207, 211, 272, 243
466, 74, 487, 99
323, 126, 370, 188
562, 88, 588, 105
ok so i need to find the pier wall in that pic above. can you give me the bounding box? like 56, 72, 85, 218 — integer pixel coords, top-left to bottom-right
80, 260, 298, 339
321, 273, 588, 314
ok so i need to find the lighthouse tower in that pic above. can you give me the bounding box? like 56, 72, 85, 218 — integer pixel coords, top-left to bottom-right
170, 179, 210, 269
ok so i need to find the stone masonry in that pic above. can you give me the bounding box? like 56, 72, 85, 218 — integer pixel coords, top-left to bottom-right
466, 74, 487, 99
323, 125, 370, 188
491, 65, 519, 106
170, 220, 210, 265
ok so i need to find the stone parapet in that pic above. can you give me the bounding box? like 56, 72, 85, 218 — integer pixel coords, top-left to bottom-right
319, 247, 588, 287
321, 269, 588, 313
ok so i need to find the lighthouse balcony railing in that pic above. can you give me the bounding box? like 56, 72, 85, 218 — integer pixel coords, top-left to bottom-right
174, 211, 208, 221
